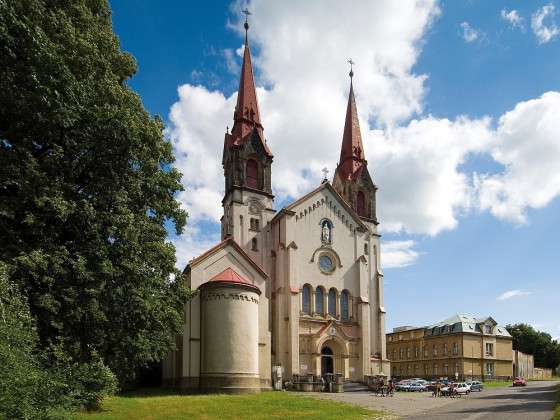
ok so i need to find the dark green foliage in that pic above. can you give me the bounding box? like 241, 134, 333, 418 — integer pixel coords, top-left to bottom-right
507, 323, 560, 369
0, 0, 190, 393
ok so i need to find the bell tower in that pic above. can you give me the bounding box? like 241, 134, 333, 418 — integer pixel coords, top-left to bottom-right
221, 11, 274, 266
332, 64, 378, 225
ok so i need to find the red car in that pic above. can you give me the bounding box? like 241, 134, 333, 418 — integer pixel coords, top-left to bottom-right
513, 377, 527, 386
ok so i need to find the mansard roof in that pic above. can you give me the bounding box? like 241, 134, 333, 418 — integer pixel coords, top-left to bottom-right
425, 314, 511, 337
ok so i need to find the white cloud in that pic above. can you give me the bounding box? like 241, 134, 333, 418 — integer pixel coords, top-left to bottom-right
496, 289, 532, 301
172, 226, 220, 272
167, 1, 560, 269
476, 92, 560, 223
460, 21, 480, 43
223, 48, 241, 74
501, 9, 524, 29
382, 240, 421, 268
531, 4, 560, 44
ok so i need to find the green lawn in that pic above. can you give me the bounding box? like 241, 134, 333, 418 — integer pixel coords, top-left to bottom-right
74, 390, 384, 420
481, 380, 512, 389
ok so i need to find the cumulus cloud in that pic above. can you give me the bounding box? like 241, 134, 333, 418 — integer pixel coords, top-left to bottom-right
501, 9, 524, 30
476, 92, 560, 223
382, 240, 421, 268
460, 21, 480, 43
168, 1, 560, 269
532, 4, 560, 44
496, 290, 532, 301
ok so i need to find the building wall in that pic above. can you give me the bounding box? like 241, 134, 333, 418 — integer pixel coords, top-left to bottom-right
387, 328, 513, 381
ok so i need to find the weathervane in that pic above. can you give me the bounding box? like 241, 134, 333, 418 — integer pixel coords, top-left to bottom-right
242, 8, 251, 44
348, 58, 355, 79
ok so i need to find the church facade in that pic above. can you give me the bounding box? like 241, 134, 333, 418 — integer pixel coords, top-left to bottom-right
162, 23, 389, 393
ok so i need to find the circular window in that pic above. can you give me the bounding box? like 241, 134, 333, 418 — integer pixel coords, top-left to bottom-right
319, 254, 335, 274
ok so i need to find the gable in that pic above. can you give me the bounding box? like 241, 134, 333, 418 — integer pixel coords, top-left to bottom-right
288, 183, 367, 234
185, 238, 268, 290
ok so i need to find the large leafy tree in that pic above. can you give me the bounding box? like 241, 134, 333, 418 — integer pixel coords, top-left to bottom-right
0, 0, 189, 385
507, 323, 560, 369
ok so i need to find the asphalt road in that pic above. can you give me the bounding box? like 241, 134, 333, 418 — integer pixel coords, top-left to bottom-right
408, 380, 559, 420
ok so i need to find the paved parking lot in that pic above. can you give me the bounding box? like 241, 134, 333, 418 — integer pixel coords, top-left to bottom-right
305, 380, 559, 419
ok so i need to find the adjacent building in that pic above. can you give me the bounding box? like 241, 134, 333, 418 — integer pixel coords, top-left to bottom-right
386, 315, 513, 381
162, 19, 389, 393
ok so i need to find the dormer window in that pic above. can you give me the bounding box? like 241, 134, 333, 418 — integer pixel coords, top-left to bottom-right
484, 324, 493, 334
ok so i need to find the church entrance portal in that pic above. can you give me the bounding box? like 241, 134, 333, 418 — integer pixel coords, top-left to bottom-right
321, 345, 334, 376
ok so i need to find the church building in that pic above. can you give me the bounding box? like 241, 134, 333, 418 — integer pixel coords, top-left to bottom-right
162, 19, 389, 393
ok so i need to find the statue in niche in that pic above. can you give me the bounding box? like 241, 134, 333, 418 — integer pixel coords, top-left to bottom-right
321, 220, 332, 244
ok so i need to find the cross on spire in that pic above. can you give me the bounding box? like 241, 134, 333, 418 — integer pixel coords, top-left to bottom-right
242, 8, 251, 45
322, 167, 329, 181
348, 58, 355, 79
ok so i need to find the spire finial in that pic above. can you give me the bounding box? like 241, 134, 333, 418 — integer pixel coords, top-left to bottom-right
321, 167, 329, 183
348, 58, 355, 79
242, 8, 251, 45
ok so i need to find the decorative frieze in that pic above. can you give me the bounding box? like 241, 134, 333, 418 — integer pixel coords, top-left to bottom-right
201, 291, 259, 304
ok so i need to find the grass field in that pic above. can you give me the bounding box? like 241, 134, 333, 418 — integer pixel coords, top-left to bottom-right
481, 380, 512, 389
74, 390, 384, 420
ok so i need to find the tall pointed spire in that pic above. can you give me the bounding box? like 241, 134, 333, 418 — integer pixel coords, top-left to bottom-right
227, 10, 271, 155
336, 62, 365, 181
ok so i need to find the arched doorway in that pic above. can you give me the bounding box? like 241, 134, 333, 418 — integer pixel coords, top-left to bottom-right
321, 345, 334, 376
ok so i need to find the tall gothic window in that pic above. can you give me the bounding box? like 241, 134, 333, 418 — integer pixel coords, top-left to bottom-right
340, 290, 349, 320
315, 287, 324, 315
246, 159, 258, 188
356, 190, 365, 216
302, 285, 311, 314
328, 288, 336, 317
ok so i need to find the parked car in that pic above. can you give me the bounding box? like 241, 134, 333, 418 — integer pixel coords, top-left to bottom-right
396, 381, 412, 391
466, 380, 484, 392
408, 382, 428, 392
441, 382, 470, 396
513, 377, 527, 386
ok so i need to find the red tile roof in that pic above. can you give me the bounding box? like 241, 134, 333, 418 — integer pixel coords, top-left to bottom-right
201, 267, 260, 292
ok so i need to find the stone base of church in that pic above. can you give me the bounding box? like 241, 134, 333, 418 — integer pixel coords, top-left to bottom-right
200, 373, 262, 394
370, 358, 391, 377
162, 375, 271, 393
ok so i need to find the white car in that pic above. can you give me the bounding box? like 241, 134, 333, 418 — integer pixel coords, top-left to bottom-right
441, 382, 470, 395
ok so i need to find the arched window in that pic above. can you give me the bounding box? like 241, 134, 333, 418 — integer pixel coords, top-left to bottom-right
315, 287, 324, 315
302, 285, 311, 314
328, 288, 337, 317
246, 159, 258, 188
340, 290, 349, 321
251, 237, 258, 251
356, 191, 365, 216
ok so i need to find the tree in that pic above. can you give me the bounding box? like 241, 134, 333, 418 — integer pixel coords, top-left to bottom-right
0, 0, 189, 386
506, 323, 560, 369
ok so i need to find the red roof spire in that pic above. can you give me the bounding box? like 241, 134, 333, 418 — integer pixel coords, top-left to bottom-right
335, 64, 365, 181
226, 11, 271, 155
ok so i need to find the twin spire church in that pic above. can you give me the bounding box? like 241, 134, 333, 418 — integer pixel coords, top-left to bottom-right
163, 20, 389, 392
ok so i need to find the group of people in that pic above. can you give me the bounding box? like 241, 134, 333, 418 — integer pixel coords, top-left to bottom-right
371, 378, 395, 397
432, 381, 456, 398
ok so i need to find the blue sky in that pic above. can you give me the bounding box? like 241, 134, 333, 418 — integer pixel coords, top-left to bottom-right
111, 1, 560, 339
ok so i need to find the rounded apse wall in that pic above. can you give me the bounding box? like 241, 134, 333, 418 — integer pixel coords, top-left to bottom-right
199, 281, 261, 393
